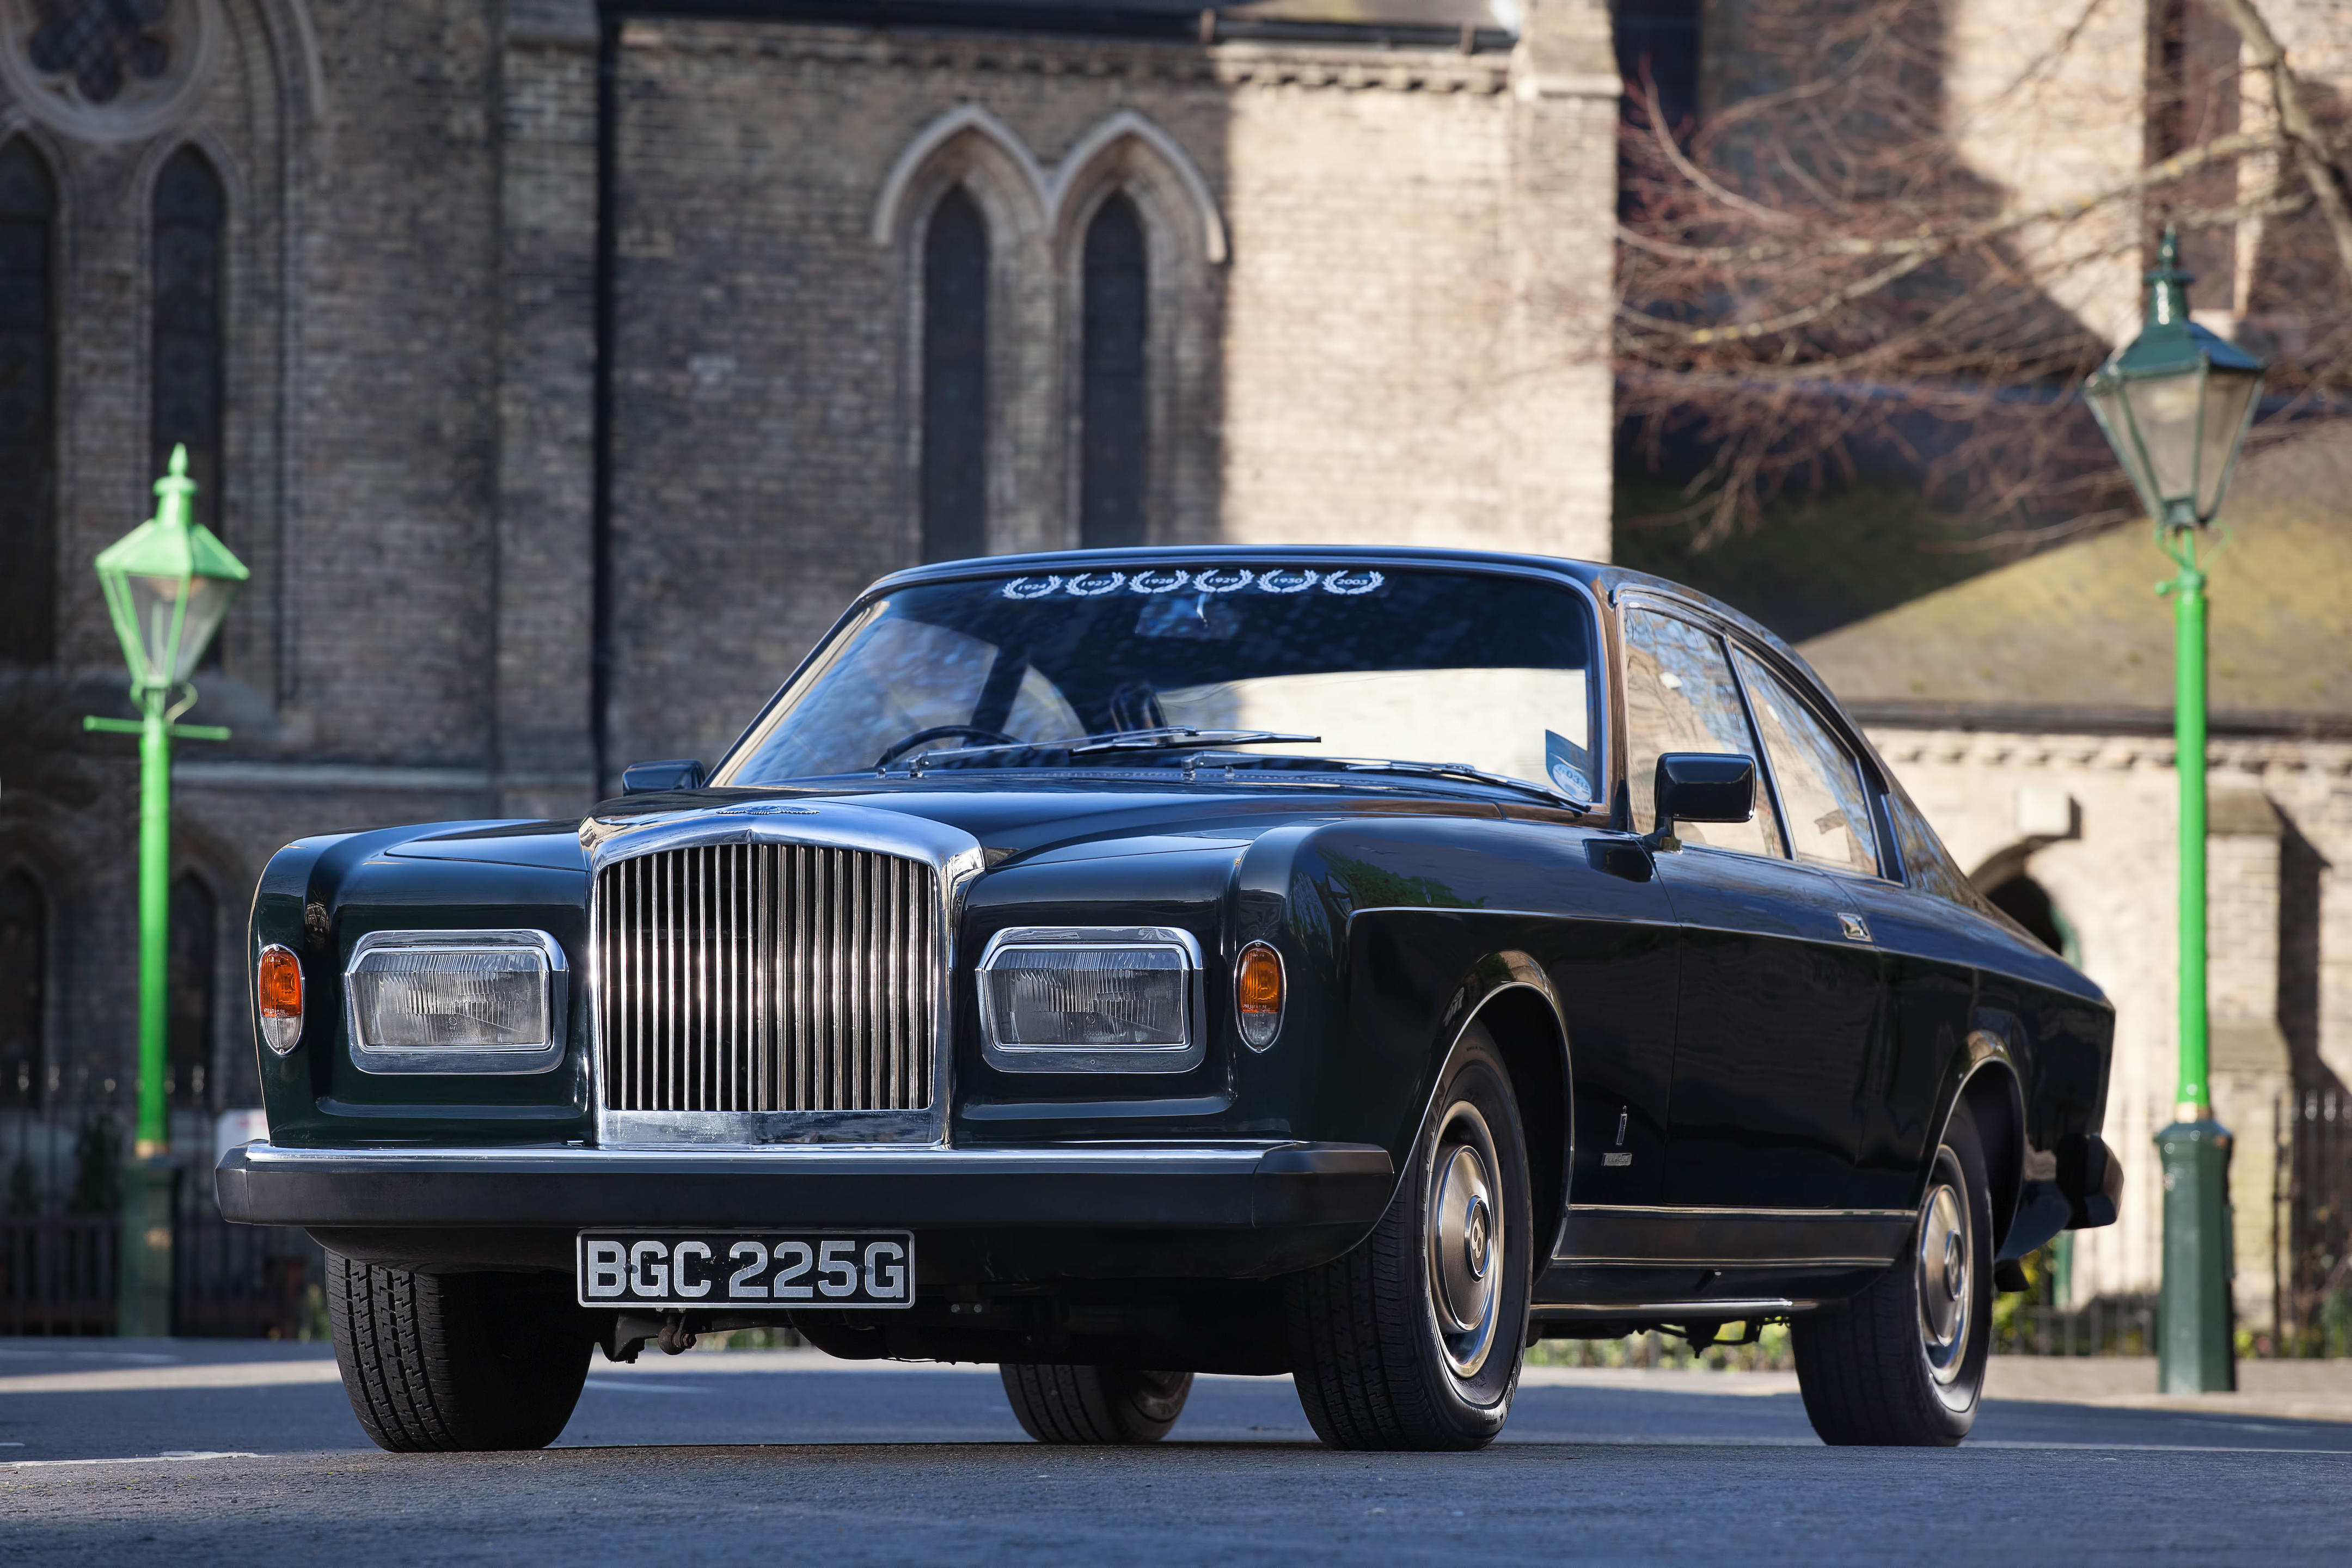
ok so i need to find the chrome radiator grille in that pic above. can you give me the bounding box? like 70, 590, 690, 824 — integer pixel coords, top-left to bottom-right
595, 843, 938, 1113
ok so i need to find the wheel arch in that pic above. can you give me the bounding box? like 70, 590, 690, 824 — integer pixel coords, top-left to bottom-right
1422, 955, 1572, 1265
1945, 1030, 2027, 1255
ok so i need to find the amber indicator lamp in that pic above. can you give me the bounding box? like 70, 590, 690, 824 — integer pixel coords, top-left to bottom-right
1236, 941, 1284, 1049
256, 945, 305, 1056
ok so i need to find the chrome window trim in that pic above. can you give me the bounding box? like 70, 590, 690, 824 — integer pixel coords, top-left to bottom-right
581, 801, 984, 1149
1619, 586, 1901, 882
976, 924, 1206, 1075
344, 928, 567, 1076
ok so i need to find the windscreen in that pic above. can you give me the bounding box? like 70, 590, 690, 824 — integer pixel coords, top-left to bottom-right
715, 565, 1597, 800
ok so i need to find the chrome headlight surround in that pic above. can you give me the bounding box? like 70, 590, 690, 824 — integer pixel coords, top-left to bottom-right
344, 928, 568, 1075
977, 925, 1205, 1075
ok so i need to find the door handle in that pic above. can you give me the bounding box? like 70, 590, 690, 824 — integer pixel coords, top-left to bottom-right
1837, 912, 1872, 943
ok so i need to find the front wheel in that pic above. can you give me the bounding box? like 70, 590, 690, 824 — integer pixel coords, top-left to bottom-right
999, 1364, 1193, 1443
1792, 1103, 1994, 1446
326, 1252, 593, 1453
1283, 1023, 1533, 1450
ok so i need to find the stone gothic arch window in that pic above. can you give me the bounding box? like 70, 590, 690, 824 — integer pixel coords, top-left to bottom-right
921, 186, 989, 564
1079, 193, 1148, 549
151, 145, 225, 544
0, 869, 46, 1106
167, 872, 217, 1109
0, 139, 58, 665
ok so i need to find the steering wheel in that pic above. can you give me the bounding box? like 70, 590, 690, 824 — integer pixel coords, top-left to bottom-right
874, 725, 1021, 769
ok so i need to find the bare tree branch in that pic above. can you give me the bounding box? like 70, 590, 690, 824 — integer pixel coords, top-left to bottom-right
1618, 127, 2282, 271
1611, 0, 2350, 546
2200, 0, 2352, 287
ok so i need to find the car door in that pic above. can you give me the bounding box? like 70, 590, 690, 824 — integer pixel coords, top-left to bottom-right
1619, 605, 1884, 1211
1739, 662, 1982, 1216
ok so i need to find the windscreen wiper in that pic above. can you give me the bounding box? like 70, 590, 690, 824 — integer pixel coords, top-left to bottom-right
1187, 751, 1592, 811
1070, 727, 1320, 755
903, 727, 1320, 771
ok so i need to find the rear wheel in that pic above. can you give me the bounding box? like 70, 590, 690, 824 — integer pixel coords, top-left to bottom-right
1792, 1104, 1994, 1446
1283, 1024, 1533, 1451
326, 1252, 593, 1453
999, 1364, 1193, 1443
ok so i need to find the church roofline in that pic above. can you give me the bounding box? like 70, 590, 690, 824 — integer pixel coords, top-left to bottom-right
607, 0, 1521, 52
1843, 701, 2352, 743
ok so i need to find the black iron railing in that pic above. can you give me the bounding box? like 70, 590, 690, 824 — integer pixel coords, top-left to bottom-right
2284, 1086, 2352, 1357
0, 1106, 321, 1338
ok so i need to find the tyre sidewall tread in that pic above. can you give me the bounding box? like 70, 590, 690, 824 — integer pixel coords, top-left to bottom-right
999, 1364, 1193, 1444
1285, 1025, 1534, 1451
326, 1251, 591, 1453
1792, 1105, 1995, 1447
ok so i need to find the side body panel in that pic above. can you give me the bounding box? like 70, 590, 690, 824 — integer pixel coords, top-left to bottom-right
1652, 852, 1885, 1209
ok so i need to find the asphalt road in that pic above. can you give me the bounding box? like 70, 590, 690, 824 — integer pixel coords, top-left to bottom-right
3, 1339, 2347, 1565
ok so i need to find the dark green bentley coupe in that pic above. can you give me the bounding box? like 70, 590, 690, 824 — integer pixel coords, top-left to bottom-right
220, 548, 2121, 1451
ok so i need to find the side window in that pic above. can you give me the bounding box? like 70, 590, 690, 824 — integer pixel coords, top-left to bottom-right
1883, 770, 1977, 905
1730, 649, 1880, 876
1620, 608, 1782, 857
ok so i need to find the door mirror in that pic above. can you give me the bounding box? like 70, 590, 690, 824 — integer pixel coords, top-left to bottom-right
1650, 753, 1755, 848
620, 758, 707, 795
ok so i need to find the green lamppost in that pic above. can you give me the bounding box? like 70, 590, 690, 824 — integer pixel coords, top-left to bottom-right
2083, 228, 2264, 1393
83, 445, 247, 1337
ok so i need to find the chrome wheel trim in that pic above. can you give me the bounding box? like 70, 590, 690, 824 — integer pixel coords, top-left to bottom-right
1915, 1172, 1971, 1388
1425, 1100, 1503, 1380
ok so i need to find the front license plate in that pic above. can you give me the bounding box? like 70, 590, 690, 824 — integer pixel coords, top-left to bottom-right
576, 1230, 914, 1309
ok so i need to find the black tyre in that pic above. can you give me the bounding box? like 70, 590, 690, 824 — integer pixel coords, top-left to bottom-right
1792, 1103, 1994, 1447
1283, 1023, 1533, 1451
326, 1251, 593, 1453
999, 1364, 1194, 1443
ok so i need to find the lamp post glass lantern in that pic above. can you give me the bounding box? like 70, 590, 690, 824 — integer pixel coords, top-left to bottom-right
86, 444, 247, 1337
2084, 228, 2263, 1395
2084, 229, 2265, 530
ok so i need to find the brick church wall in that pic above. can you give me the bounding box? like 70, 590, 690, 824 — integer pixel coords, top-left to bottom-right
1, 1, 1621, 1106
598, 16, 1617, 768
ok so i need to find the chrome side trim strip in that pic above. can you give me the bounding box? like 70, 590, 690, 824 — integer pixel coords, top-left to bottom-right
1555, 1255, 1897, 1270
1531, 1298, 1809, 1319
1565, 1204, 1914, 1219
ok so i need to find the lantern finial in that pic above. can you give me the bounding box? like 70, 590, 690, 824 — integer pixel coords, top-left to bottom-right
152, 443, 195, 532
2146, 225, 2191, 329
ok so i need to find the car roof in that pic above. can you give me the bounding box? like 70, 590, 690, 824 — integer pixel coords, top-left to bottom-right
868, 545, 1829, 698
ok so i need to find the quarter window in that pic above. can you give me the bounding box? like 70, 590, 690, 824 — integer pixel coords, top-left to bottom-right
1620, 608, 1781, 857
1731, 648, 1879, 875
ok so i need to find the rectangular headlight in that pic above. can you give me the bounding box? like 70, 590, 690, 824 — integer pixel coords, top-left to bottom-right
977, 926, 1204, 1075
345, 929, 566, 1074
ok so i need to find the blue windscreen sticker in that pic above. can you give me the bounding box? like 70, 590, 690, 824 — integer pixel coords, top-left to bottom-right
1545, 729, 1594, 804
